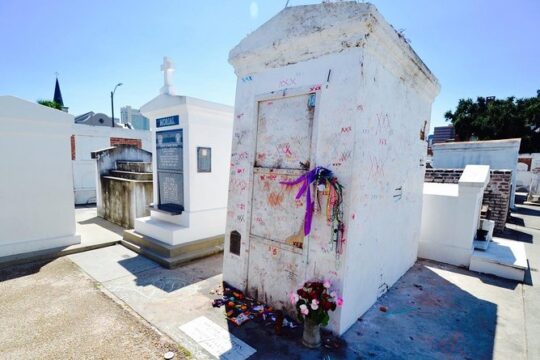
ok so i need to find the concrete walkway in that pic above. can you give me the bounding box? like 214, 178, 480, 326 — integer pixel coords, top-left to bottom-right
0, 206, 122, 268
506, 196, 540, 360
69, 245, 530, 359
64, 204, 540, 359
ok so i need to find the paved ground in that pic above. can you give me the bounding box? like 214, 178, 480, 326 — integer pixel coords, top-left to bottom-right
69, 245, 529, 360
67, 199, 540, 360
75, 204, 124, 243
507, 194, 540, 360
0, 206, 122, 268
0, 257, 184, 360
4, 202, 539, 359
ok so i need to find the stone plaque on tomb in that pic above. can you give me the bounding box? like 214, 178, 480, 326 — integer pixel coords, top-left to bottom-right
156, 115, 180, 128
156, 129, 184, 213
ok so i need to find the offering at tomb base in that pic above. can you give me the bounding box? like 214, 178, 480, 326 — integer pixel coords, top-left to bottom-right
292, 280, 343, 326
212, 282, 298, 329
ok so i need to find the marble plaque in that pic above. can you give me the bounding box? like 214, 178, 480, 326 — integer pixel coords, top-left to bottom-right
156, 129, 184, 212
179, 316, 256, 360
156, 129, 183, 172
158, 171, 183, 207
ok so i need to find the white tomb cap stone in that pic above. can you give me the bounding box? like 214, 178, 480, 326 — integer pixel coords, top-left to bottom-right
229, 2, 440, 97
459, 165, 491, 189
160, 56, 176, 96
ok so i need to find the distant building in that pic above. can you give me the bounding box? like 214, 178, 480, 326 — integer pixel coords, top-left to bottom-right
121, 106, 150, 130
74, 112, 124, 127
433, 125, 455, 144
51, 76, 69, 112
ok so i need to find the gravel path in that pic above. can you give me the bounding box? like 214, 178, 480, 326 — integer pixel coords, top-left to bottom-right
0, 257, 185, 360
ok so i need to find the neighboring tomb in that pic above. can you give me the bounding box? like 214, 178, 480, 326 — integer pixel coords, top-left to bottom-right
223, 2, 440, 335
0, 96, 81, 259
425, 168, 512, 233
420, 165, 490, 267
421, 165, 527, 281
432, 138, 521, 208
123, 57, 234, 268
517, 153, 540, 192
72, 123, 151, 205
92, 145, 153, 229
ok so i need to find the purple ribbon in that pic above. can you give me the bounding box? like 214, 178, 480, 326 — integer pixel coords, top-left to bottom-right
280, 167, 319, 236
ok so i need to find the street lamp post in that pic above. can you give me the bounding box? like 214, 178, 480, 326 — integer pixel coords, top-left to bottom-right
110, 83, 123, 128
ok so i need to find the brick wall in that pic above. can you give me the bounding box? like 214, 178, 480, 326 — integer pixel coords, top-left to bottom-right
71, 135, 76, 160
425, 168, 512, 233
110, 137, 142, 149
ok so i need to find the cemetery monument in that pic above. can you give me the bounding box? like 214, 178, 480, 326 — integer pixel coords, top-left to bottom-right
222, 2, 440, 335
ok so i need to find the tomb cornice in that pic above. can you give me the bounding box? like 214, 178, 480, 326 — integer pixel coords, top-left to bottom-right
229, 2, 440, 99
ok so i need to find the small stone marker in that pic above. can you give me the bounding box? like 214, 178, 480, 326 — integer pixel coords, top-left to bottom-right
179, 316, 256, 360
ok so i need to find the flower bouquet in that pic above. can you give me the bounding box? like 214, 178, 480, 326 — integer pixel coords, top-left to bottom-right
291, 280, 343, 348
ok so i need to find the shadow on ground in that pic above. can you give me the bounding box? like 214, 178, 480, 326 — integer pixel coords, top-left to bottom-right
118, 254, 223, 293
0, 259, 54, 281
224, 260, 501, 360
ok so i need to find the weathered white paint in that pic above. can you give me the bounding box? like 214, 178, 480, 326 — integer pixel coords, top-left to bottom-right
135, 88, 234, 245
224, 2, 440, 335
93, 147, 153, 228
72, 123, 151, 204
0, 96, 80, 258
419, 165, 490, 267
432, 138, 520, 207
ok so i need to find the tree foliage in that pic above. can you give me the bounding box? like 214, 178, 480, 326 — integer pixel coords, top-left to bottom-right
444, 90, 540, 153
37, 99, 63, 110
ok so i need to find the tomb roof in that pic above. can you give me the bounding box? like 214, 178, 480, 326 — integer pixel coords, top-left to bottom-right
0, 95, 73, 125
433, 138, 522, 150
140, 94, 233, 116
229, 1, 439, 96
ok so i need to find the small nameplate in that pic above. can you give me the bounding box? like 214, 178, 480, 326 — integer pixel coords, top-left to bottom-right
156, 115, 179, 128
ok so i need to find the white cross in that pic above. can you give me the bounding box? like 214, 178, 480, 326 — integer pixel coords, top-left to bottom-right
160, 56, 176, 95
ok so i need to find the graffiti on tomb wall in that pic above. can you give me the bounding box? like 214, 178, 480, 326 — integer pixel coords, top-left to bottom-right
250, 169, 306, 247
255, 95, 314, 170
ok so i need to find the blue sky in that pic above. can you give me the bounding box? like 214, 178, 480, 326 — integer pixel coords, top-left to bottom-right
0, 0, 538, 131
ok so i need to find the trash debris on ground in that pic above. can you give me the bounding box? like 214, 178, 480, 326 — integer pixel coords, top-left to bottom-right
212, 282, 298, 330
209, 283, 223, 296
322, 335, 344, 350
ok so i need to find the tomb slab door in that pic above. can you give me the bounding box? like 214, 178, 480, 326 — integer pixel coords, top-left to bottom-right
156, 129, 184, 214
247, 92, 316, 311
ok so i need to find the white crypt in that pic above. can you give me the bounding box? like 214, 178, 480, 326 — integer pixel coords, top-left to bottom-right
123, 57, 234, 267
222, 2, 440, 335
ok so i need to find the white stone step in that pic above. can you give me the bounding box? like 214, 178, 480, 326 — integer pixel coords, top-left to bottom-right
134, 216, 188, 245
469, 238, 528, 281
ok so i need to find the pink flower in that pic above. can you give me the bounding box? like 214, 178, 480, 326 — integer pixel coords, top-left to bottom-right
311, 299, 319, 310
330, 291, 337, 299
290, 293, 299, 305
300, 304, 309, 316
336, 297, 344, 307
323, 280, 331, 289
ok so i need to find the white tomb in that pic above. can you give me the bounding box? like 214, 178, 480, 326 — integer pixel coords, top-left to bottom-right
72, 123, 152, 205
419, 165, 490, 267
223, 2, 440, 335
0, 96, 81, 260
432, 138, 521, 208
123, 57, 234, 268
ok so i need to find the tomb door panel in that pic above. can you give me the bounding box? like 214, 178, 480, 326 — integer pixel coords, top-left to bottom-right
247, 92, 316, 308
156, 129, 184, 214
